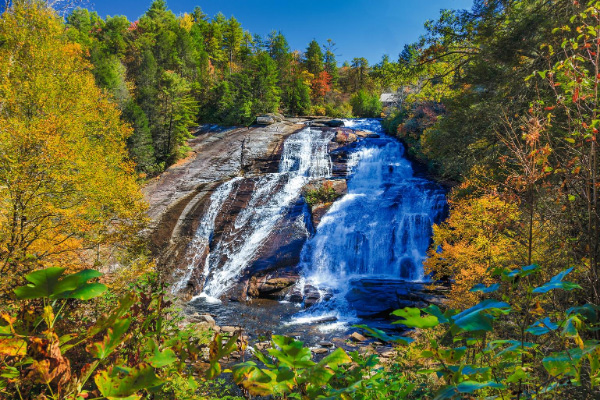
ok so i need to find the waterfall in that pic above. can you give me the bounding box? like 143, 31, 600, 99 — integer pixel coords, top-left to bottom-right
290, 119, 446, 324
193, 127, 334, 300
171, 177, 242, 293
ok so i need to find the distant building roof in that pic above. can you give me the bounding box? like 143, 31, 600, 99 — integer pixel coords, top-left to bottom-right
380, 93, 399, 103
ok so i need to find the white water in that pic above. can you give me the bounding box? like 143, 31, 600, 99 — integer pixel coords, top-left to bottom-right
181, 119, 445, 329
198, 128, 334, 299
172, 177, 241, 293
289, 119, 446, 328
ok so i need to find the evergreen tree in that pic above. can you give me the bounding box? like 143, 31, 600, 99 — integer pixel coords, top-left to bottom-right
303, 39, 323, 76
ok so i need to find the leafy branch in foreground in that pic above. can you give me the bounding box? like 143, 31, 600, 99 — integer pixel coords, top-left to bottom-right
0, 268, 239, 400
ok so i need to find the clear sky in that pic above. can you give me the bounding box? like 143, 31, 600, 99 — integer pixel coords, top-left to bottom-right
85, 0, 473, 65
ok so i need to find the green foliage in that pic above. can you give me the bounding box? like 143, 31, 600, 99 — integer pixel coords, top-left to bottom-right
0, 268, 237, 399
304, 182, 339, 207
350, 90, 382, 117
382, 265, 600, 399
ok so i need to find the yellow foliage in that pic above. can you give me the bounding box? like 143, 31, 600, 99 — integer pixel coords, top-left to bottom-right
179, 12, 194, 32
0, 2, 147, 294
425, 194, 522, 307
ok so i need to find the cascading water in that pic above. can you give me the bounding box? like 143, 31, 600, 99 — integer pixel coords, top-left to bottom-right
289, 119, 447, 327
188, 127, 334, 300
185, 118, 446, 339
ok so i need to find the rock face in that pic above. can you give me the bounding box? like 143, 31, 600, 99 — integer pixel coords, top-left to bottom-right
303, 179, 348, 227
145, 118, 363, 301
144, 121, 306, 298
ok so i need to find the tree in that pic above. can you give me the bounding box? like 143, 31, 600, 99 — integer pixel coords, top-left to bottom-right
284, 76, 311, 116
323, 39, 339, 87
349, 90, 381, 117
223, 16, 243, 74
350, 57, 370, 92
154, 71, 197, 164
252, 52, 281, 114
303, 39, 324, 76
0, 0, 146, 294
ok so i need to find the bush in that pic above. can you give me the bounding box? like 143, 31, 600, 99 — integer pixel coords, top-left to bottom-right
350, 90, 382, 117
304, 181, 339, 206
0, 268, 240, 400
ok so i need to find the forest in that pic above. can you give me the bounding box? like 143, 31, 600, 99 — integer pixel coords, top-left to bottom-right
2, 0, 600, 399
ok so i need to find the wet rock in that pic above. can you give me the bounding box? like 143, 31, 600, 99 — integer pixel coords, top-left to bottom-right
310, 316, 338, 324
324, 119, 345, 127
354, 130, 370, 138
247, 274, 299, 299
312, 348, 329, 354
350, 332, 367, 342
333, 130, 357, 144
310, 203, 331, 227
319, 341, 334, 347
367, 133, 381, 138
144, 120, 307, 295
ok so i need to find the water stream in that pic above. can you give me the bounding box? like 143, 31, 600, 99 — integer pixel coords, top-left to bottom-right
186, 119, 447, 340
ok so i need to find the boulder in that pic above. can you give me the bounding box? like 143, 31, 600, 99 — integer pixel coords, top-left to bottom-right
221, 326, 238, 333
333, 130, 357, 144
367, 133, 381, 138
256, 115, 275, 125
354, 130, 370, 138
312, 348, 329, 354
247, 274, 299, 298
188, 313, 216, 328
324, 119, 345, 127
350, 332, 367, 342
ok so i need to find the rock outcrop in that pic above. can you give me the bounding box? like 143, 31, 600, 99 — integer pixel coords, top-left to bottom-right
144, 121, 306, 298
145, 118, 366, 301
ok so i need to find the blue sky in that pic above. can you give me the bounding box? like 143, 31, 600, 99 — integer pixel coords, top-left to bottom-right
86, 0, 473, 64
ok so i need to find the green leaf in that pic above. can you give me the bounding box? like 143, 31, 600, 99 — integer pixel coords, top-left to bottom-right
275, 366, 295, 382
95, 363, 163, 399
88, 294, 135, 337
318, 347, 352, 370
470, 283, 500, 293
532, 268, 582, 293
268, 336, 315, 369
434, 381, 505, 400
562, 317, 580, 338
504, 264, 539, 279
353, 325, 414, 345
252, 348, 276, 369
451, 300, 510, 333
526, 317, 558, 336
146, 340, 177, 368
392, 307, 439, 329
543, 349, 584, 378
14, 267, 107, 300
232, 362, 276, 396
14, 267, 66, 299
87, 317, 131, 360
423, 304, 454, 324
52, 269, 106, 300
438, 347, 466, 363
